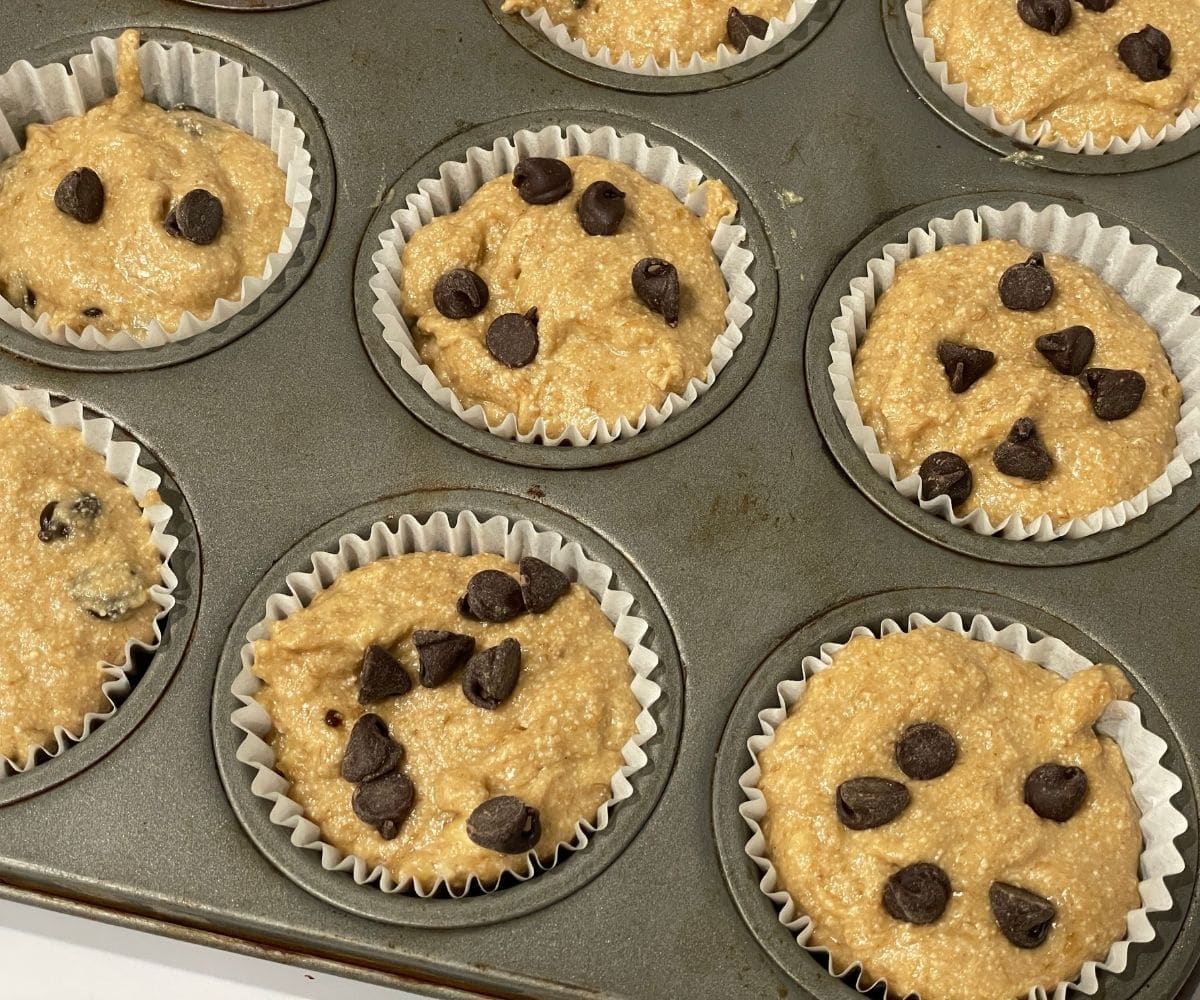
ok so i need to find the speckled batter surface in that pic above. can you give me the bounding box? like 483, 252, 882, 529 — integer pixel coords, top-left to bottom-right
0, 29, 290, 338
924, 0, 1200, 145
758, 627, 1142, 1000
400, 155, 735, 438
853, 240, 1181, 525
252, 551, 639, 889
502, 0, 794, 65
0, 407, 162, 763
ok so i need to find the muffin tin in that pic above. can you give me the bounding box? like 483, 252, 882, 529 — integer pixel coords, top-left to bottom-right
0, 1, 1198, 998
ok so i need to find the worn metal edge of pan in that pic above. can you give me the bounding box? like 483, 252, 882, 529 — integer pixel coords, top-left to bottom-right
480, 0, 847, 95
353, 109, 779, 472
0, 26, 336, 374
711, 587, 1200, 1000
804, 191, 1200, 569
0, 392, 202, 808
880, 0, 1200, 177
211, 487, 685, 929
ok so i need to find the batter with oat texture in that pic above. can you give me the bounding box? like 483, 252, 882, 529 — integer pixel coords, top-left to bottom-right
252, 551, 639, 888
758, 627, 1142, 1000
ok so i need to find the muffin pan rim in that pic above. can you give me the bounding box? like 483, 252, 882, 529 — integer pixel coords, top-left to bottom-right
804, 190, 1200, 569
711, 587, 1200, 1000
211, 488, 685, 928
0, 25, 336, 374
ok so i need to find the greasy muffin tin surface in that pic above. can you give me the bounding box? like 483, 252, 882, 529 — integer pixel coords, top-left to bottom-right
0, 1, 1198, 999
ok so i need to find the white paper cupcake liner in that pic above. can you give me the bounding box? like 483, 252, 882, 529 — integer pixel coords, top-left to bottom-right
906, 0, 1200, 155
231, 510, 662, 897
830, 201, 1200, 541
512, 1, 816, 76
369, 124, 754, 446
0, 32, 313, 350
0, 385, 179, 776
739, 612, 1188, 1000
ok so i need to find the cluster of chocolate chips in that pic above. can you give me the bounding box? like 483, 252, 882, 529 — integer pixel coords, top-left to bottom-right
54, 167, 224, 245
330, 557, 570, 845
918, 253, 1148, 509
1016, 1, 1172, 82
430, 156, 685, 369
835, 722, 1089, 948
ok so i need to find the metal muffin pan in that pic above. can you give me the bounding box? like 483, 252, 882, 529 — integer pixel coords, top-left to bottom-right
0, 0, 1197, 998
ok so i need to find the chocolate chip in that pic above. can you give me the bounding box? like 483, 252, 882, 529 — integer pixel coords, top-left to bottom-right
1024, 763, 1088, 822
38, 501, 70, 543
572, 0, 586, 6
632, 258, 681, 327
993, 417, 1053, 481
352, 772, 415, 840
340, 713, 403, 783
577, 181, 626, 236
433, 268, 489, 319
463, 569, 525, 622
462, 638, 522, 710
1119, 25, 1171, 82
358, 644, 412, 704
1083, 368, 1145, 421
457, 592, 478, 620
937, 340, 996, 393
989, 882, 1056, 948
835, 777, 911, 830
70, 563, 147, 621
1016, 0, 1071, 34
54, 167, 105, 224
512, 157, 573, 206
82, 306, 104, 319
1075, 0, 1115, 9
39, 493, 102, 543
918, 452, 974, 507
1036, 325, 1094, 376
519, 557, 570, 614
486, 308, 539, 368
324, 709, 343, 728
72, 493, 101, 518
999, 252, 1055, 311
883, 863, 951, 925
413, 629, 475, 687
466, 795, 542, 853
727, 6, 770, 52
165, 189, 223, 245
895, 722, 958, 780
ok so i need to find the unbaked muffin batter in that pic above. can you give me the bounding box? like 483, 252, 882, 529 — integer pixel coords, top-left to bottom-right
502, 0, 793, 65
0, 29, 290, 338
400, 155, 735, 438
853, 240, 1180, 525
758, 627, 1142, 1000
0, 407, 163, 763
924, 0, 1200, 145
252, 552, 639, 888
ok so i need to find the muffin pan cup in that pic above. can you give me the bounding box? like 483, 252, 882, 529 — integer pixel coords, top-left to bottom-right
1, 1, 1199, 998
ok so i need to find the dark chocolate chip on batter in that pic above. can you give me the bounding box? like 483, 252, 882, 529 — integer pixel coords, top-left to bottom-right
989, 882, 1056, 948
38, 502, 69, 543
519, 556, 570, 614
82, 306, 104, 319
165, 189, 223, 245
1119, 25, 1172, 82
727, 6, 770, 52
1083, 368, 1145, 420
993, 417, 1053, 481
1016, 0, 1071, 35
937, 340, 996, 393
433, 268, 489, 319
413, 629, 475, 687
918, 451, 974, 507
632, 257, 681, 327
1024, 763, 1088, 822
54, 167, 105, 224
999, 252, 1055, 311
358, 644, 412, 704
463, 569, 526, 622
462, 637, 522, 710
340, 713, 403, 783
466, 795, 542, 853
883, 863, 951, 925
1036, 325, 1094, 376
1075, 0, 1116, 10
486, 308, 539, 368
577, 180, 626, 236
513, 157, 573, 205
70, 563, 146, 621
835, 777, 911, 830
352, 772, 415, 840
39, 493, 102, 543
324, 709, 343, 728
895, 722, 958, 780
